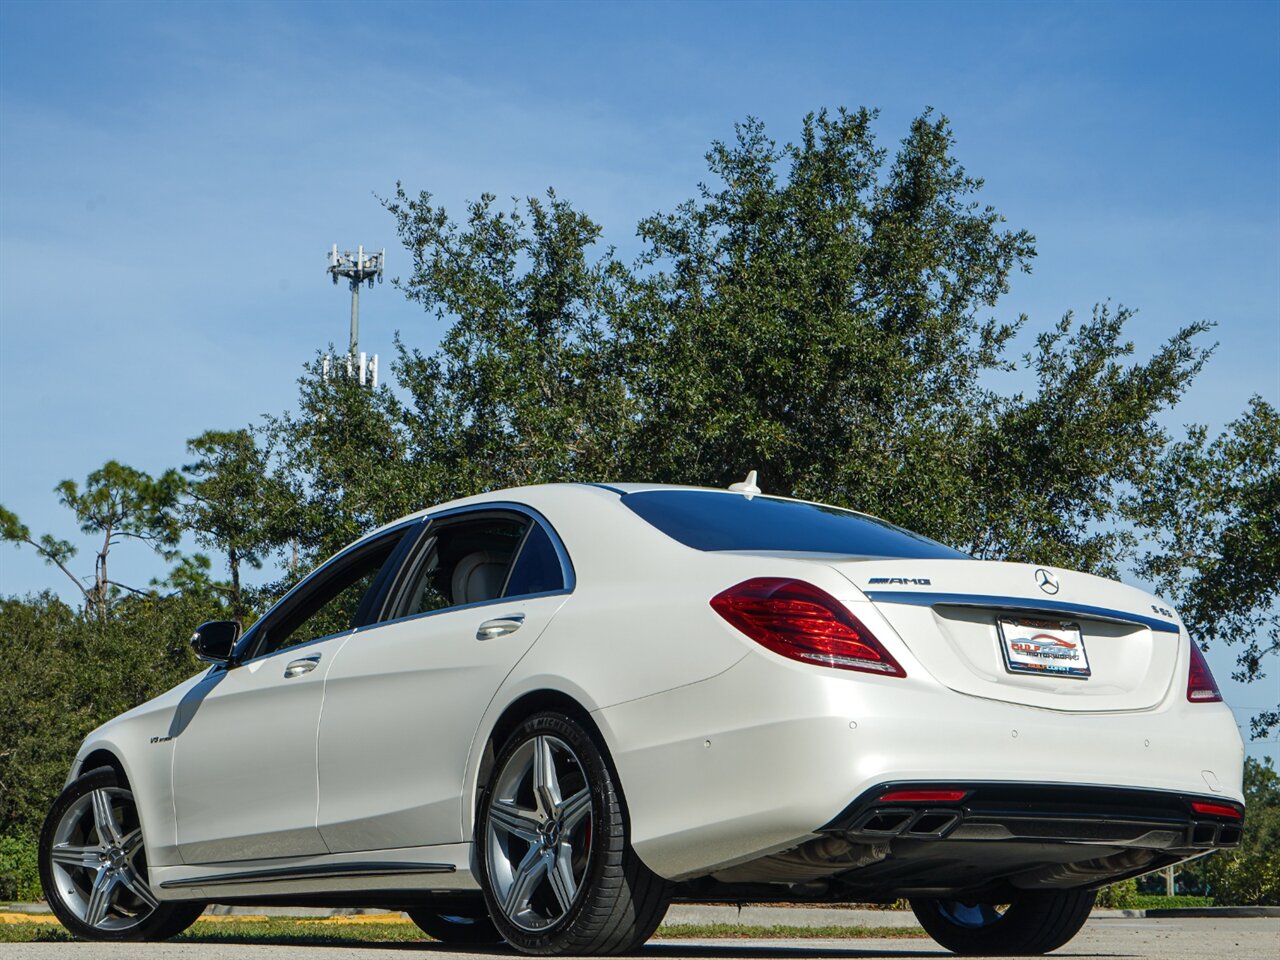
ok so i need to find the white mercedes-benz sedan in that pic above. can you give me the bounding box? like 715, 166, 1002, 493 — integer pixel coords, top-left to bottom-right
40, 482, 1244, 954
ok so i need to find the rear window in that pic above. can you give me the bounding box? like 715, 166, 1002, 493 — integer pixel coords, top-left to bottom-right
621, 490, 968, 559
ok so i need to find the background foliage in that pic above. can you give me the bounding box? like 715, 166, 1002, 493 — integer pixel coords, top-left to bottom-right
1, 107, 1275, 903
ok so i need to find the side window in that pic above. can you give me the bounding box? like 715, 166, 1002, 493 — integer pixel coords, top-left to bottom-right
503, 521, 565, 598
252, 531, 402, 658
397, 515, 528, 618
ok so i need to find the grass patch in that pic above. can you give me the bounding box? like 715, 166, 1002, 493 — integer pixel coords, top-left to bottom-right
1130, 894, 1215, 910
0, 914, 928, 946
0, 918, 424, 945
180, 918, 429, 946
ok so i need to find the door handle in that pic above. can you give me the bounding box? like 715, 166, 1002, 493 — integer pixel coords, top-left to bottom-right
476, 615, 525, 641
284, 656, 321, 678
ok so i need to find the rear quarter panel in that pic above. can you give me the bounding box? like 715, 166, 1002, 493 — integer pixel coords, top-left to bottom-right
463, 486, 882, 844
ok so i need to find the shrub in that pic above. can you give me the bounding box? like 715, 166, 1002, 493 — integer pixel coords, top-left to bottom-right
1094, 878, 1139, 909
0, 591, 214, 842
0, 834, 41, 902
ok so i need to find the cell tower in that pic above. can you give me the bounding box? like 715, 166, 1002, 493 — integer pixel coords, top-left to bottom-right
326, 244, 384, 387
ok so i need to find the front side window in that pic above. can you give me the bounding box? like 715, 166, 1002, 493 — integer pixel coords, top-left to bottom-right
622, 490, 969, 559
248, 530, 404, 658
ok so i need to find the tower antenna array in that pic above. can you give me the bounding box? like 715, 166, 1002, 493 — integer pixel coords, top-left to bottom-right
326, 244, 384, 357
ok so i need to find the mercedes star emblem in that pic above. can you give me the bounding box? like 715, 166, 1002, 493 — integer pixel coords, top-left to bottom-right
1035, 568, 1060, 595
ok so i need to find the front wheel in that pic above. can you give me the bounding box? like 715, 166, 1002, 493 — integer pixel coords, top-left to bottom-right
39, 766, 204, 941
476, 712, 669, 954
910, 889, 1095, 955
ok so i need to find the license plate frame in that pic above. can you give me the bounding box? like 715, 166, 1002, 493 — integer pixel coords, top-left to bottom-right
997, 617, 1091, 680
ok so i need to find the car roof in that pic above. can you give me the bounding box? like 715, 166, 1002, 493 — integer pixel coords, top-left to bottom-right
363, 481, 882, 540
355, 483, 778, 537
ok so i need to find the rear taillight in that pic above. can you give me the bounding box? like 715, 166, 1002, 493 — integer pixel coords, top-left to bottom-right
1191, 800, 1242, 819
710, 578, 906, 677
878, 789, 969, 803
1187, 637, 1223, 703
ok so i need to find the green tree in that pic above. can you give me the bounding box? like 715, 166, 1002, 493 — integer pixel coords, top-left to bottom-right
969, 306, 1212, 576
1, 461, 185, 618
1128, 397, 1280, 736
385, 187, 631, 496
618, 109, 1035, 508
1, 506, 83, 606
612, 110, 1212, 580
182, 428, 287, 621
266, 355, 423, 568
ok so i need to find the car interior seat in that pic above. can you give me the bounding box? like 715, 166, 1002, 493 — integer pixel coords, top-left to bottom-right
451, 550, 509, 605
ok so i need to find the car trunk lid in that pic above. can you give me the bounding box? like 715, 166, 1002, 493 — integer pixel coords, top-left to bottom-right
830, 559, 1183, 711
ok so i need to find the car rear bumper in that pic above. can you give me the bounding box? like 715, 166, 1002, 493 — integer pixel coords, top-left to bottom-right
825, 780, 1244, 851
597, 647, 1245, 881
668, 780, 1245, 902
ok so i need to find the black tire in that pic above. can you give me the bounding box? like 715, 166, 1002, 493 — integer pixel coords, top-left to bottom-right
476, 712, 669, 955
910, 889, 1095, 956
407, 899, 504, 943
39, 766, 205, 941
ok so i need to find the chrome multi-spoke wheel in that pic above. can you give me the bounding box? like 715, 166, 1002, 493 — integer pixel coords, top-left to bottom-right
477, 712, 669, 954
40, 767, 204, 942
485, 733, 593, 931
49, 785, 156, 930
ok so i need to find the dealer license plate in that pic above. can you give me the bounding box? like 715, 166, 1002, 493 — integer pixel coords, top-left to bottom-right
997, 617, 1091, 679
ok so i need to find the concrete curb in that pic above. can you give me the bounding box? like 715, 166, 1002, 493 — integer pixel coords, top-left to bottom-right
1142, 906, 1280, 918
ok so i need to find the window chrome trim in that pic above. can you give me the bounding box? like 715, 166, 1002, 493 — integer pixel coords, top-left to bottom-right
362, 588, 572, 634
226, 627, 357, 670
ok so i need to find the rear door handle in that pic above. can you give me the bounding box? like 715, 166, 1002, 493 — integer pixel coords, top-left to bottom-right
476, 615, 525, 641
284, 656, 321, 678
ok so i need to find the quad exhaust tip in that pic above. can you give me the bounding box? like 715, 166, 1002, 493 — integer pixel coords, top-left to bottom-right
848, 788, 969, 839
850, 807, 963, 839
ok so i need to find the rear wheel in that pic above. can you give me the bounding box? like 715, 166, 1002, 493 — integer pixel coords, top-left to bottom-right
406, 899, 503, 943
910, 889, 1095, 955
39, 767, 204, 941
476, 712, 669, 954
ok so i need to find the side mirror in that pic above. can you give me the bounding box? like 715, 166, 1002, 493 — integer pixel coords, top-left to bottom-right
190, 621, 241, 664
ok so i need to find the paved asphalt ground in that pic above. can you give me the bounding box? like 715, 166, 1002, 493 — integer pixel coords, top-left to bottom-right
0, 917, 1276, 960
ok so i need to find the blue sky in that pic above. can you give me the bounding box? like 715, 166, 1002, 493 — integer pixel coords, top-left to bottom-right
1, 0, 1277, 752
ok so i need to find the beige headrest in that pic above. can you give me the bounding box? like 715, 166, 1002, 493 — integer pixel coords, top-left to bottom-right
451, 550, 507, 605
